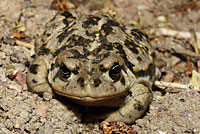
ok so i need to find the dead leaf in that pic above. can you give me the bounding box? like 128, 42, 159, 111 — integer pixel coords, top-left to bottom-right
101, 122, 136, 134
10, 30, 26, 39
174, 2, 197, 12
10, 22, 26, 39
6, 65, 18, 80
50, 0, 76, 10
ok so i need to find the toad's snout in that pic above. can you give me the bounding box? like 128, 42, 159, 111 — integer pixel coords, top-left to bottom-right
77, 77, 101, 88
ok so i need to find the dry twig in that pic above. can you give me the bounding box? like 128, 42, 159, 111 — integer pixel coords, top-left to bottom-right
16, 39, 34, 49
154, 81, 200, 92
155, 28, 200, 39
151, 40, 200, 60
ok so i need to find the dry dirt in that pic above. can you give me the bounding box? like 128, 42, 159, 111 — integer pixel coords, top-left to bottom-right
0, 0, 200, 134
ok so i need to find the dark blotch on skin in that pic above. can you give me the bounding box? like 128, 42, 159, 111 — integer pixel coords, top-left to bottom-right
91, 44, 104, 56
32, 79, 38, 83
77, 77, 85, 87
131, 30, 143, 41
55, 34, 93, 57
144, 46, 149, 53
72, 70, 79, 75
70, 49, 86, 59
63, 18, 75, 27
67, 35, 93, 48
133, 103, 144, 111
100, 19, 120, 36
102, 24, 113, 35
120, 76, 125, 85
61, 11, 75, 27
50, 63, 56, 71
54, 45, 67, 57
123, 90, 132, 98
82, 16, 101, 28
137, 56, 142, 62
99, 32, 107, 42
93, 78, 101, 87
99, 65, 107, 73
38, 45, 52, 55
152, 51, 156, 59
104, 43, 113, 50
53, 71, 59, 82
107, 19, 119, 26
121, 65, 127, 74
92, 53, 110, 64
134, 63, 155, 78
121, 56, 136, 73
114, 43, 136, 75
83, 47, 90, 57
57, 28, 74, 43
72, 65, 79, 75
91, 42, 112, 56
131, 29, 149, 42
124, 39, 139, 55
86, 30, 97, 37
45, 33, 51, 37
61, 11, 73, 18
29, 64, 39, 74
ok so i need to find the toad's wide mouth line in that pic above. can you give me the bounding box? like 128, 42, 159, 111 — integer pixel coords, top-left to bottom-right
53, 89, 126, 102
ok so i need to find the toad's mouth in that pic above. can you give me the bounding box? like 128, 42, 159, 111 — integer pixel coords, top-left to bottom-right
53, 89, 127, 107
53, 89, 127, 102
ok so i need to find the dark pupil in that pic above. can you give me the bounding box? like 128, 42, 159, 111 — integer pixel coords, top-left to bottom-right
60, 64, 71, 80
109, 62, 121, 81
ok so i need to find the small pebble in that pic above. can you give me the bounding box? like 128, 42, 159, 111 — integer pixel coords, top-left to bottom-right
179, 98, 185, 102
15, 73, 26, 86
43, 92, 53, 101
8, 84, 22, 93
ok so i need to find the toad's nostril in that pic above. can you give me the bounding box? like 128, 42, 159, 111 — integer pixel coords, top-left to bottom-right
93, 78, 101, 87
77, 77, 85, 87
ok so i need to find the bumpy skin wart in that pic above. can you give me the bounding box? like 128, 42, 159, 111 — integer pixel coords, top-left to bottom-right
26, 10, 155, 124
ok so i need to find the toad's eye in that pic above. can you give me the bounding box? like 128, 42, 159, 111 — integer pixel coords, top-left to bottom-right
59, 64, 71, 81
109, 62, 121, 81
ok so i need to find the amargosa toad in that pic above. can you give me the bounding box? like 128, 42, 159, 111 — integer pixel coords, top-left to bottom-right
26, 10, 155, 124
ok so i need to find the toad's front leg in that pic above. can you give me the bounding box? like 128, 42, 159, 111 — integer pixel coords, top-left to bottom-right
26, 56, 53, 95
105, 83, 152, 124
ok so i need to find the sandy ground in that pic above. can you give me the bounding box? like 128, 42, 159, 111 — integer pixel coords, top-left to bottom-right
0, 0, 200, 133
